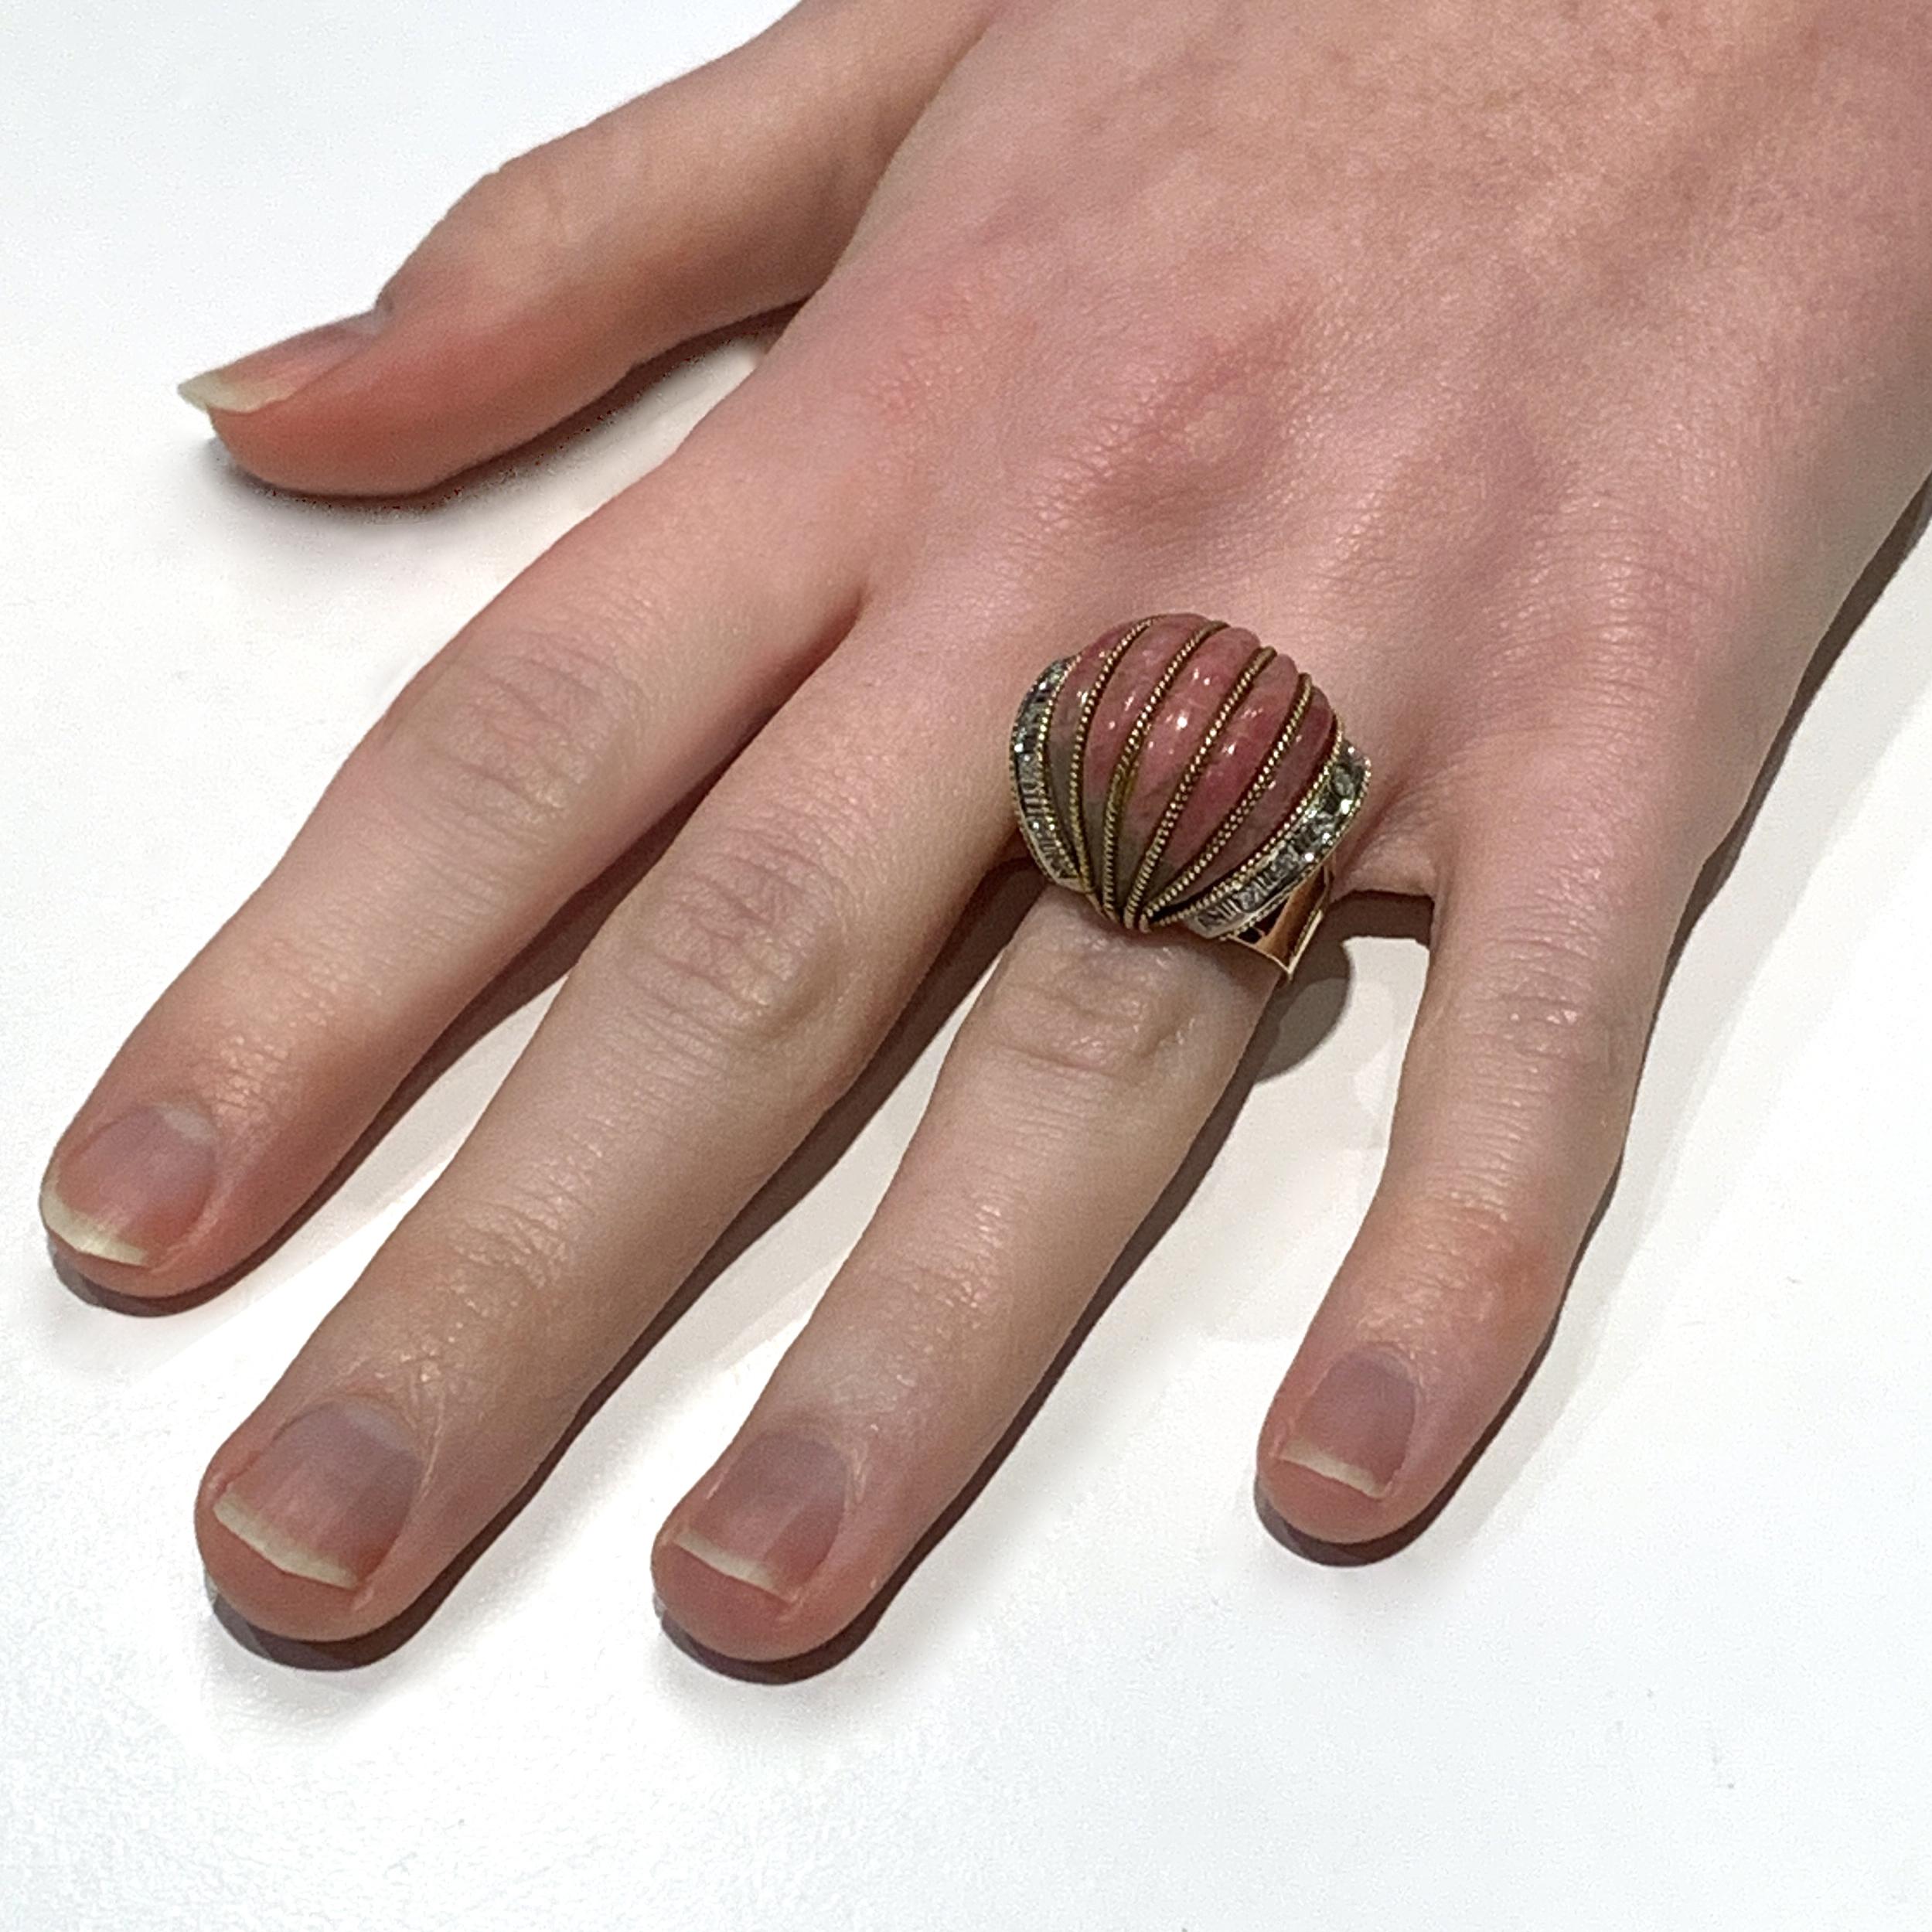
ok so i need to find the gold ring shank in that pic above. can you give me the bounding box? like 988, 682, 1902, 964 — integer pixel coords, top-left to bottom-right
1228, 858, 1331, 980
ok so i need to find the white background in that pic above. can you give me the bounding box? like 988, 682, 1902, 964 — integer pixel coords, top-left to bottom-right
5, 3, 1930, 1927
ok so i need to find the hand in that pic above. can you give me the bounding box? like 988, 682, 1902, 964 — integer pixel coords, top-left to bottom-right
41, 0, 1932, 1661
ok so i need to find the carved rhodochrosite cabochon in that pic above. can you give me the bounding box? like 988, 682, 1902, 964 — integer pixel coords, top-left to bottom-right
1009, 614, 1368, 939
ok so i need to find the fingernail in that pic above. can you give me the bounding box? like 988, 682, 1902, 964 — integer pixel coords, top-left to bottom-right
178, 307, 387, 415
212, 1398, 423, 1590
1276, 1348, 1417, 1499
40, 1101, 219, 1267
670, 1431, 851, 1603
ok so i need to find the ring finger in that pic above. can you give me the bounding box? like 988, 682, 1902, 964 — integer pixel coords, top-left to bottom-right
653, 883, 1280, 1661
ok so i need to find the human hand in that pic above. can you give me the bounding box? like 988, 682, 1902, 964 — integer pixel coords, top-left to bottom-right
40, 0, 1932, 1661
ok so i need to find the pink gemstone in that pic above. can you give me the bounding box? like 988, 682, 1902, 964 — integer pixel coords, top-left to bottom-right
1043, 614, 1337, 915
1076, 621, 1194, 863
1146, 653, 1305, 903
1043, 618, 1344, 919
1047, 614, 1215, 872
1043, 617, 1149, 857
1112, 625, 1259, 891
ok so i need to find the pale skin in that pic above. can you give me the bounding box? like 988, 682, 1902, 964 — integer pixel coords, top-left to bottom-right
38, 0, 1932, 1661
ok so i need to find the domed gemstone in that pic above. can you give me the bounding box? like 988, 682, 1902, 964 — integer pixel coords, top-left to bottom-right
1033, 613, 1347, 928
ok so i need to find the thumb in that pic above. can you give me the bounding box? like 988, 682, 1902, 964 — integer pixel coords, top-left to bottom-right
179, 0, 990, 496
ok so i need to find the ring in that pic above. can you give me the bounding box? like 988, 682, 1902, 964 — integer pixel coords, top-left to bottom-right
1009, 613, 1371, 980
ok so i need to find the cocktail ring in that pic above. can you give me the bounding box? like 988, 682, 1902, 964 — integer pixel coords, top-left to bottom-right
1009, 613, 1371, 980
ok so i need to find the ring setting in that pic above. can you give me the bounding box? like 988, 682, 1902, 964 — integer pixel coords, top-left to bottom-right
1009, 614, 1370, 979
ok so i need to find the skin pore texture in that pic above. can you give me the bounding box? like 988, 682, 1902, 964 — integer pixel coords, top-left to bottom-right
40, 0, 1932, 1661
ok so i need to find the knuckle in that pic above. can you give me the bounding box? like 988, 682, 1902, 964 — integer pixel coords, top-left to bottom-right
980, 923, 1203, 1092
231, 923, 359, 1041
1575, 525, 1778, 799
847, 223, 1039, 442
187, 925, 366, 1125
868, 1244, 1061, 1406
854, 210, 1303, 536
436, 1191, 577, 1314
1469, 919, 1650, 1098
372, 633, 636, 845
871, 1249, 1016, 1378
443, 135, 600, 267
607, 814, 854, 1061
1021, 311, 1295, 539
1402, 1179, 1570, 1335
1577, 540, 1729, 707
1480, 472, 1740, 729
1512, 494, 1745, 738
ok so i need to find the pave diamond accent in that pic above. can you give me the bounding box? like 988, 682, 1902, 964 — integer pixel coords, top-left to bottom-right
1009, 655, 1079, 887
1174, 734, 1369, 941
